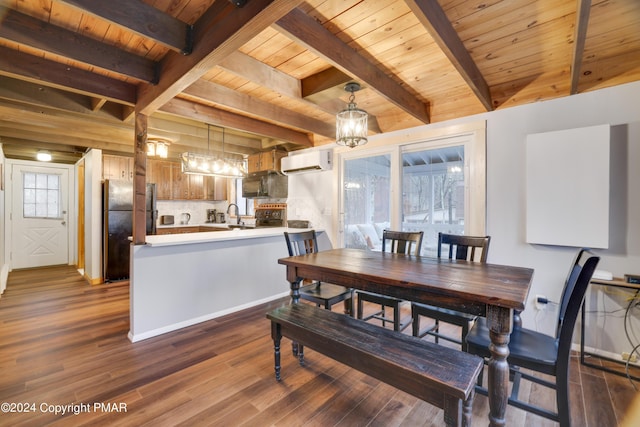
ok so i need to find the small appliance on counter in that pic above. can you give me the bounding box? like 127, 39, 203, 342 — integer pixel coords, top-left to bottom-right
180, 212, 191, 224
216, 212, 226, 223
160, 215, 174, 225
206, 209, 217, 223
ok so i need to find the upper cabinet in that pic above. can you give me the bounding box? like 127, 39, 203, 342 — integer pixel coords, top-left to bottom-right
147, 159, 227, 201
103, 154, 133, 181
247, 150, 287, 174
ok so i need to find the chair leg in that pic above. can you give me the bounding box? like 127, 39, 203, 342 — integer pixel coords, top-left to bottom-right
412, 306, 420, 337
434, 319, 440, 344
557, 365, 571, 427
379, 304, 388, 327
461, 320, 473, 352
393, 302, 401, 331
343, 296, 351, 316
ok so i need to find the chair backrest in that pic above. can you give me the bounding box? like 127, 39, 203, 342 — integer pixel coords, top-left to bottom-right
555, 248, 593, 338
382, 230, 424, 256
437, 232, 491, 263
555, 250, 599, 368
284, 230, 319, 256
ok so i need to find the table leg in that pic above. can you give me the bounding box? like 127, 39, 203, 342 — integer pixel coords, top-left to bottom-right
486, 305, 513, 427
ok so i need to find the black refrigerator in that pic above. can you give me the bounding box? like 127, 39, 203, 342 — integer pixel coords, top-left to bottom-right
103, 180, 157, 281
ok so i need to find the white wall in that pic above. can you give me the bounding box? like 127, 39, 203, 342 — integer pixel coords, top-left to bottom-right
287, 80, 640, 358
0, 148, 6, 295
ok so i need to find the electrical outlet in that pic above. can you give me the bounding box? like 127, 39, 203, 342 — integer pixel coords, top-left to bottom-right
535, 294, 547, 310
622, 352, 638, 363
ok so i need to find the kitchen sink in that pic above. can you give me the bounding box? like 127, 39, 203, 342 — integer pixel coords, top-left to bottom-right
227, 224, 255, 230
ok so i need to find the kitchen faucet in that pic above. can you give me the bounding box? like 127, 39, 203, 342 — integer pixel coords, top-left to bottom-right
227, 203, 242, 225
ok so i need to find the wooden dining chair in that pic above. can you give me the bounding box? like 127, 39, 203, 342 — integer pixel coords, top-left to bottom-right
284, 230, 354, 316
356, 229, 423, 331
465, 249, 599, 427
411, 232, 491, 350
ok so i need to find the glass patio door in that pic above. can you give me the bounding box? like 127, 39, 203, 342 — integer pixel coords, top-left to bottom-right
342, 154, 391, 251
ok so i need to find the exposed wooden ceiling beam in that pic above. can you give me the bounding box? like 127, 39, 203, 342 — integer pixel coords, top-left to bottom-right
218, 51, 301, 99
184, 80, 335, 138
571, 0, 592, 95
0, 6, 157, 83
0, 47, 137, 105
275, 7, 430, 124
0, 76, 125, 119
217, 51, 382, 133
404, 0, 493, 112
136, 0, 303, 116
57, 0, 193, 54
0, 138, 85, 164
302, 67, 352, 104
159, 98, 313, 147
0, 124, 132, 153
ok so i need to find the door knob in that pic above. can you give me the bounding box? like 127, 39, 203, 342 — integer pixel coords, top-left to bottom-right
61, 221, 66, 225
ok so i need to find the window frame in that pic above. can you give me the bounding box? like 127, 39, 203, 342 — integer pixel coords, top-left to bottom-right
337, 121, 486, 247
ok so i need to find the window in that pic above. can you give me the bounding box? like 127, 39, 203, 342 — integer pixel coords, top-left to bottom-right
339, 122, 486, 254
233, 178, 254, 216
402, 145, 465, 257
343, 155, 391, 250
23, 172, 61, 219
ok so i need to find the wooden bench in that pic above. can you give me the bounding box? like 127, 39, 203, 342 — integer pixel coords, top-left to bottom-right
267, 303, 483, 427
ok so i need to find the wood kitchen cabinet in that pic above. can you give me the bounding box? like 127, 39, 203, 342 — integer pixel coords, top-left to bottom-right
247, 150, 286, 174
103, 154, 133, 181
147, 159, 227, 201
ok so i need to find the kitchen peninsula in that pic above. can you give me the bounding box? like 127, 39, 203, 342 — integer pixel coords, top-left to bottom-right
128, 227, 328, 342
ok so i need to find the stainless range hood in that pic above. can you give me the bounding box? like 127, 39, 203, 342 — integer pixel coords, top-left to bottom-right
242, 171, 288, 199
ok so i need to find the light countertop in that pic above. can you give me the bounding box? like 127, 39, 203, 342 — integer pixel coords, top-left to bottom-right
145, 226, 315, 247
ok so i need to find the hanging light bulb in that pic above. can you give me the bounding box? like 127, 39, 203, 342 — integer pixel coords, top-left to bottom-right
180, 124, 247, 177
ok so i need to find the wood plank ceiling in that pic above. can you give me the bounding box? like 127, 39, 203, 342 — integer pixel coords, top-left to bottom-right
0, 0, 638, 164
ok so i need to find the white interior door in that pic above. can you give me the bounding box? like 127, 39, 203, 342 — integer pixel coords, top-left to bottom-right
11, 163, 69, 269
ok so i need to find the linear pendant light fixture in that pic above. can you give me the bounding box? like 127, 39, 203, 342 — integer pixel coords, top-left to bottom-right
181, 125, 247, 178
336, 82, 368, 148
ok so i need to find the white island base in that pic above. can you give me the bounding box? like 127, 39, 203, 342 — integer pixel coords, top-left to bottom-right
129, 228, 328, 342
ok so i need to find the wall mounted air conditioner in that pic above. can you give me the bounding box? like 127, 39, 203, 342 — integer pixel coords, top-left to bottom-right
281, 149, 333, 175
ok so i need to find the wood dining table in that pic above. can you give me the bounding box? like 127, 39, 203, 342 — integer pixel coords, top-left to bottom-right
278, 248, 534, 427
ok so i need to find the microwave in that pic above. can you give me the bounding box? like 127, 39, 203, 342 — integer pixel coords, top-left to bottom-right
242, 172, 288, 198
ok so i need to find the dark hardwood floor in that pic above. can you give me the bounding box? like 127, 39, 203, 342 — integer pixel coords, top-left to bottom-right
0, 265, 638, 426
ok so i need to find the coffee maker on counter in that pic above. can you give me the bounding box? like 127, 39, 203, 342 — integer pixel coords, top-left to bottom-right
206, 209, 216, 223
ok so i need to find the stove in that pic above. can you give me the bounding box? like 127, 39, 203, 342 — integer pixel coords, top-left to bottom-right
255, 203, 287, 228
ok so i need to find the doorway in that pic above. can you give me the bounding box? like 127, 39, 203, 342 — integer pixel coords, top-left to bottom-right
9, 162, 72, 269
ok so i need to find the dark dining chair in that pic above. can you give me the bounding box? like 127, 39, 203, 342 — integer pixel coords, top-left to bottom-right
411, 232, 491, 350
465, 248, 599, 427
284, 230, 354, 316
357, 229, 423, 331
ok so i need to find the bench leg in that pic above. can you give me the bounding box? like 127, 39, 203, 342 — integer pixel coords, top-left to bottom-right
443, 395, 463, 427
271, 322, 282, 381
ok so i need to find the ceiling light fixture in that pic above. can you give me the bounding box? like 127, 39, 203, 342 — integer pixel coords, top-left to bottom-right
146, 138, 170, 159
336, 82, 368, 148
181, 125, 246, 178
36, 150, 52, 162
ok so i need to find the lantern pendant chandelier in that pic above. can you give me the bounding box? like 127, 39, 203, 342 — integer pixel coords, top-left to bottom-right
336, 82, 368, 148
181, 124, 247, 178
